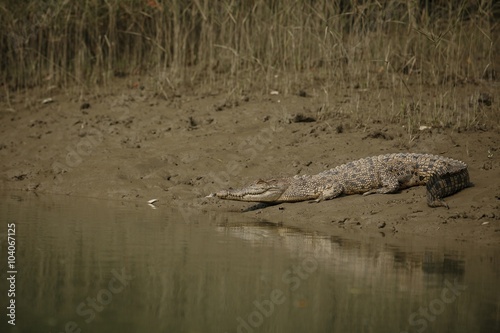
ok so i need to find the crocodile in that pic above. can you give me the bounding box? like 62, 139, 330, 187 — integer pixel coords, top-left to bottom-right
207, 153, 471, 208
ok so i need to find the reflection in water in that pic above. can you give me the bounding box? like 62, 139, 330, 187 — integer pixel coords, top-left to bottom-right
0, 194, 498, 333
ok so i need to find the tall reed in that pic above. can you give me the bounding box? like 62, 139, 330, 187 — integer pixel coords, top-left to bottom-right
0, 0, 497, 95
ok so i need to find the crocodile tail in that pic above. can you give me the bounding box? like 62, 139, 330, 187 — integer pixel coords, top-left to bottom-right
426, 167, 471, 207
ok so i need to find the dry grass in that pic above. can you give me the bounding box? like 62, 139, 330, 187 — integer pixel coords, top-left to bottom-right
1, 0, 498, 129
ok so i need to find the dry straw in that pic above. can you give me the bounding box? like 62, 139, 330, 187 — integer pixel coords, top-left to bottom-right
1, 0, 497, 131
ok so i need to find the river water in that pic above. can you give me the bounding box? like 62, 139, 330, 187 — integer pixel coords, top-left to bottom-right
0, 193, 498, 333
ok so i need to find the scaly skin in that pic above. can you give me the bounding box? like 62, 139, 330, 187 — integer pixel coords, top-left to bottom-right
207, 153, 471, 208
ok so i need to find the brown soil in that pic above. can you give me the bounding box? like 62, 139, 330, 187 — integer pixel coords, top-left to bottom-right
1, 79, 499, 246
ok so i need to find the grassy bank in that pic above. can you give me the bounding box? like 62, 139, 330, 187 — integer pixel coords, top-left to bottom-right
1, 1, 499, 132
1, 0, 497, 92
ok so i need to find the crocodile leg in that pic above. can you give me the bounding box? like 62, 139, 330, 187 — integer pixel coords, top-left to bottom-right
362, 172, 400, 196
314, 184, 344, 202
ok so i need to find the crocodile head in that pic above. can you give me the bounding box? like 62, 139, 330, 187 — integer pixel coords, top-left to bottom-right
208, 176, 323, 203
208, 178, 291, 202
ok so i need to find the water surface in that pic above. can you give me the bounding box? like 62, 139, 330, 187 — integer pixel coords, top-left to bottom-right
0, 193, 498, 333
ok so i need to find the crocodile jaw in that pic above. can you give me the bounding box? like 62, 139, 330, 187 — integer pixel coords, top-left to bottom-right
208, 179, 289, 202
